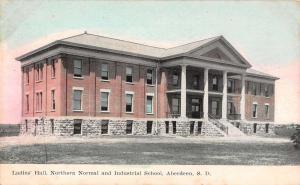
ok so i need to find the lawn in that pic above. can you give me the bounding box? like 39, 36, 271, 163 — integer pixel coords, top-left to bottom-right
0, 136, 299, 165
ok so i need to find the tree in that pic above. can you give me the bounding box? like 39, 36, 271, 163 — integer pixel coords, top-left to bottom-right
291, 126, 300, 149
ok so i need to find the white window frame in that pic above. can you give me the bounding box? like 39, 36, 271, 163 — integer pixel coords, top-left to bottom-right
146, 93, 154, 114
100, 89, 111, 112
72, 87, 84, 111
126, 66, 133, 83
252, 102, 258, 118
100, 63, 109, 81
73, 59, 83, 78
146, 68, 154, 85
265, 103, 270, 119
125, 91, 134, 113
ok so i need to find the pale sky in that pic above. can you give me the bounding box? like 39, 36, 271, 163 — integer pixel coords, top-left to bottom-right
0, 1, 299, 124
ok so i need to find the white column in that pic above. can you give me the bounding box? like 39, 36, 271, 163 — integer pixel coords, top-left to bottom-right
203, 68, 209, 121
240, 73, 246, 120
222, 71, 228, 120
180, 65, 187, 118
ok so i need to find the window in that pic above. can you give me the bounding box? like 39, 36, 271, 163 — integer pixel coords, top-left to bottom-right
212, 100, 219, 116
252, 83, 258, 95
265, 104, 269, 119
265, 123, 269, 133
252, 103, 258, 118
212, 75, 218, 91
51, 90, 55, 110
264, 84, 270, 97
172, 97, 180, 114
101, 63, 109, 80
125, 93, 133, 113
100, 91, 110, 112
165, 121, 169, 134
101, 120, 109, 134
25, 94, 29, 113
172, 72, 179, 86
35, 92, 42, 112
227, 102, 235, 114
25, 120, 28, 132
146, 69, 154, 85
227, 79, 234, 93
147, 121, 153, 134
50, 119, 54, 134
74, 59, 82, 77
190, 121, 195, 135
197, 121, 202, 135
126, 66, 133, 83
25, 67, 29, 84
51, 59, 56, 78
73, 119, 82, 135
253, 123, 257, 133
192, 75, 199, 89
35, 63, 43, 81
172, 121, 176, 134
73, 89, 83, 111
126, 120, 133, 134
146, 95, 153, 114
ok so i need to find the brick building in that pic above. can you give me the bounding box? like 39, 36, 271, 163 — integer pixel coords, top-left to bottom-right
17, 33, 279, 137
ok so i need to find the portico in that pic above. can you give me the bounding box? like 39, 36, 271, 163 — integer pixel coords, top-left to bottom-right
164, 61, 247, 122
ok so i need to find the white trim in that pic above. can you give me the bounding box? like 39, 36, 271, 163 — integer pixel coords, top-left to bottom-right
264, 103, 270, 106
100, 90, 110, 112
100, 89, 111, 93
72, 87, 84, 91
125, 91, 134, 95
146, 92, 155, 96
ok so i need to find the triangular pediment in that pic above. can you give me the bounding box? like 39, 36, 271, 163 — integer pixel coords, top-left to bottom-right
187, 38, 250, 67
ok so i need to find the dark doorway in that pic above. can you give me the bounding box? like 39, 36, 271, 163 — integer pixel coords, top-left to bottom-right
73, 119, 82, 135
190, 121, 195, 135
50, 119, 54, 134
147, 121, 153, 134
172, 121, 176, 134
265, 123, 269, 133
197, 121, 202, 135
101, 120, 109, 134
253, 123, 257, 133
165, 121, 169, 134
126, 120, 133, 134
34, 119, 38, 136
191, 98, 202, 118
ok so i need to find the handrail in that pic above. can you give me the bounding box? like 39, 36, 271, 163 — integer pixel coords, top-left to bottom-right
208, 113, 228, 134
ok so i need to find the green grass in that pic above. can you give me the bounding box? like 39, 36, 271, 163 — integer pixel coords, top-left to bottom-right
1, 137, 299, 165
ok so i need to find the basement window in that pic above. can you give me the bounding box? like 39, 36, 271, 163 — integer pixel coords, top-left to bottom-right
165, 121, 169, 134
101, 120, 109, 134
172, 121, 176, 134
73, 119, 82, 135
126, 120, 133, 134
197, 121, 202, 135
147, 121, 153, 134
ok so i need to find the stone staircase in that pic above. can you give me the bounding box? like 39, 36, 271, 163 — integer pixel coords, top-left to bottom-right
219, 120, 246, 137
208, 114, 245, 137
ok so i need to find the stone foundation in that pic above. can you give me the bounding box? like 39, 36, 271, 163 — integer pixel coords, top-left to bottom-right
20, 118, 275, 137
229, 121, 275, 136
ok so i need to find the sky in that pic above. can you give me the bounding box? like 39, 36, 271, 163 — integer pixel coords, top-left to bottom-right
0, 1, 299, 124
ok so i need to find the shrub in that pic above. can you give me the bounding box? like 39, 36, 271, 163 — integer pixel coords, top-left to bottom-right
291, 126, 300, 149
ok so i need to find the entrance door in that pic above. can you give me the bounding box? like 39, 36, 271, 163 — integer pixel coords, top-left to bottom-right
211, 100, 220, 118
191, 98, 201, 118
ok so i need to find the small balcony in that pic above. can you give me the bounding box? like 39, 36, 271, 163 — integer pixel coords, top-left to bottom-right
166, 111, 181, 118
227, 113, 241, 120
187, 111, 204, 119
